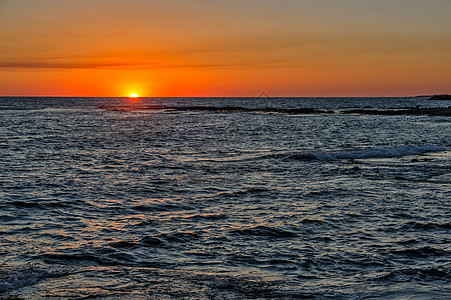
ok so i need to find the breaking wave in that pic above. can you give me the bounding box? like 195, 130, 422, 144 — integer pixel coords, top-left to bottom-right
287, 145, 445, 161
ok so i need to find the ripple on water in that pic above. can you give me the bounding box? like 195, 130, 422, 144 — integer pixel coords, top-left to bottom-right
1, 97, 450, 299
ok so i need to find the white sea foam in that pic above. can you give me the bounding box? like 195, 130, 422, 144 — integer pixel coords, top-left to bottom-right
291, 145, 446, 161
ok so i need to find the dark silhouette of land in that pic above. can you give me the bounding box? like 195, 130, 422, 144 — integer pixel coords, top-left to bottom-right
429, 94, 451, 100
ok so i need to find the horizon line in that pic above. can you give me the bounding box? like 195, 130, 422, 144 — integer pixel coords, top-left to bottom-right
0, 95, 439, 98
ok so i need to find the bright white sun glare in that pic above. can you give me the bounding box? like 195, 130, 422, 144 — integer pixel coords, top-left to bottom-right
129, 93, 139, 98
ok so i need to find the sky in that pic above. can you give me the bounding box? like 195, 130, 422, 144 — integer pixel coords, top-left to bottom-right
0, 0, 450, 97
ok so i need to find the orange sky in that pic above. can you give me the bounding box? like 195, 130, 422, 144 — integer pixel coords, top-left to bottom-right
1, 0, 450, 97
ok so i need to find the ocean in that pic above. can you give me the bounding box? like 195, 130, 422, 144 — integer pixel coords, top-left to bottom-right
1, 96, 450, 299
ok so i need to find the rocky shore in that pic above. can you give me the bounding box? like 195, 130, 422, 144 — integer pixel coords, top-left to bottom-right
341, 106, 451, 116
175, 106, 451, 116
99, 104, 451, 116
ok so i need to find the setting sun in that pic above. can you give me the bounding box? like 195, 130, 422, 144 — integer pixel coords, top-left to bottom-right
129, 93, 139, 98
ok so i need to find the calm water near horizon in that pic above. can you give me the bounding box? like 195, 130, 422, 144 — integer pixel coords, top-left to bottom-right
1, 97, 450, 299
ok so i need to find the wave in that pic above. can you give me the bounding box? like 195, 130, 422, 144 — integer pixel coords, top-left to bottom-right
400, 221, 451, 231
231, 225, 297, 238
285, 145, 446, 161
390, 246, 449, 258
110, 231, 203, 249
109, 236, 165, 249
371, 265, 451, 284
0, 263, 61, 293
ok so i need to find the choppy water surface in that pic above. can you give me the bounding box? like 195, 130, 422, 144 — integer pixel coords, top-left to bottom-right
1, 97, 450, 299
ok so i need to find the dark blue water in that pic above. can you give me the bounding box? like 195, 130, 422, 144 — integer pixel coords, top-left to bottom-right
1, 97, 450, 299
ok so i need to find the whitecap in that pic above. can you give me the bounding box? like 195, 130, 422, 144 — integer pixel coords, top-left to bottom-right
289, 145, 446, 161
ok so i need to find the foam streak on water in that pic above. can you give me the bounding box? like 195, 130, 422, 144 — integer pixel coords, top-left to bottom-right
0, 97, 450, 299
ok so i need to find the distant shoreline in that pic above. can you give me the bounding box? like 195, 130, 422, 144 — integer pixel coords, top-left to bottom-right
0, 95, 450, 99
428, 94, 451, 100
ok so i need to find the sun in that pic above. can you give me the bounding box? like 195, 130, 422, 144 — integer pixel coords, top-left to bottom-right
129, 93, 139, 98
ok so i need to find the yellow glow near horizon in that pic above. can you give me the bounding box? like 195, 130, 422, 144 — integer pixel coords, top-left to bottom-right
129, 93, 139, 98
0, 1, 450, 96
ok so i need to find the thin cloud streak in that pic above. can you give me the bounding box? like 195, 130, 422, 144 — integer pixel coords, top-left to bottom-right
2, 33, 449, 71
0, 61, 156, 70
0, 60, 279, 71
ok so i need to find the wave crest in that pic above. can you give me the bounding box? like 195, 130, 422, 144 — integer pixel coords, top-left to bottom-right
287, 145, 445, 161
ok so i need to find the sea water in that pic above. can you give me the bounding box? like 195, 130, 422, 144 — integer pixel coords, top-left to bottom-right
0, 97, 450, 299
